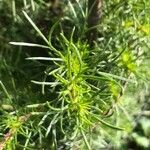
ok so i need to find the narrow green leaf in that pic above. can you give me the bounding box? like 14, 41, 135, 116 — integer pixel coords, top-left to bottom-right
0, 81, 12, 103
45, 113, 59, 137
22, 11, 49, 45
30, 112, 47, 115
31, 0, 35, 11
60, 33, 69, 45
53, 73, 68, 85
80, 128, 91, 150
12, 0, 16, 21
76, 0, 85, 18
26, 103, 46, 108
31, 80, 60, 86
91, 106, 103, 113
38, 111, 51, 126
92, 114, 124, 130
23, 0, 27, 8
82, 75, 108, 81
48, 20, 65, 57
97, 71, 136, 83
26, 57, 63, 61
68, 1, 77, 18
52, 127, 57, 149
23, 132, 32, 150
70, 127, 78, 140
46, 102, 68, 111
9, 42, 50, 49
60, 99, 66, 135
47, 67, 62, 76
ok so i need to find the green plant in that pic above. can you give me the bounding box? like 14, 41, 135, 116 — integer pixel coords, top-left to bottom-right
8, 11, 130, 149
0, 0, 149, 150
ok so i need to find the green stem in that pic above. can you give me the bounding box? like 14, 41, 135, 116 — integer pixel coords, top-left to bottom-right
80, 128, 91, 150
0, 81, 12, 103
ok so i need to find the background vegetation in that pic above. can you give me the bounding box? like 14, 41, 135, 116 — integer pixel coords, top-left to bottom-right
0, 0, 149, 149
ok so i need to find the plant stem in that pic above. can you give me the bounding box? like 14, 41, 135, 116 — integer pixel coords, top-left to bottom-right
87, 0, 102, 47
